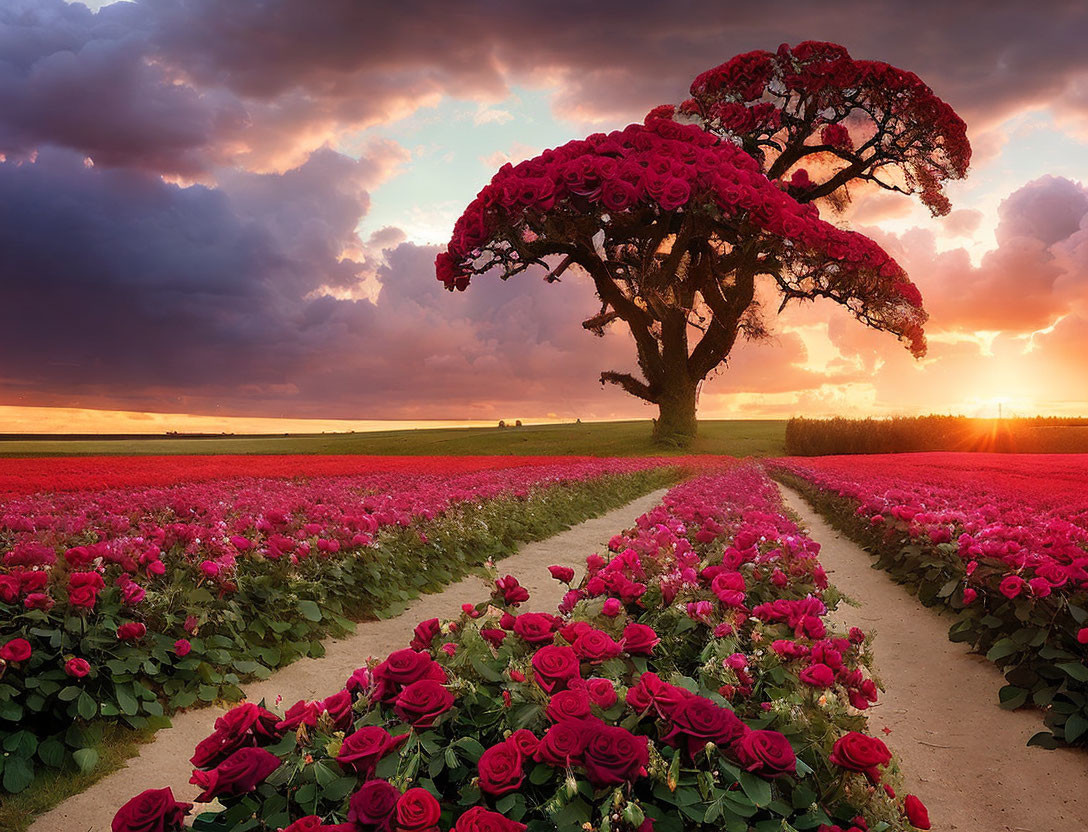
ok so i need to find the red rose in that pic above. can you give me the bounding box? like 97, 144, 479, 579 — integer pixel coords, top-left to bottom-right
477, 740, 524, 795
173, 639, 191, 658
374, 649, 444, 700
512, 613, 559, 645
68, 571, 105, 609
626, 672, 692, 718
494, 575, 530, 606
572, 630, 621, 664
322, 689, 355, 732
0, 637, 32, 662
800, 663, 835, 687
548, 565, 575, 584
190, 702, 282, 768
480, 628, 506, 648
275, 699, 320, 732
621, 623, 659, 656
111, 787, 191, 832
904, 794, 931, 829
531, 645, 581, 693
582, 724, 649, 787
117, 622, 146, 642
535, 720, 590, 767
410, 618, 441, 651
65, 657, 91, 678
734, 729, 796, 776
24, 592, 54, 611
828, 732, 892, 783
586, 678, 617, 709
396, 787, 441, 831
661, 696, 746, 758
453, 806, 527, 832
546, 689, 592, 722
507, 729, 539, 758
348, 779, 400, 828
337, 725, 407, 776
189, 747, 281, 802
394, 680, 454, 728
0, 574, 19, 603
999, 575, 1023, 599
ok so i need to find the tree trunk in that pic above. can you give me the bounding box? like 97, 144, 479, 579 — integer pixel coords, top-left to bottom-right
652, 376, 698, 447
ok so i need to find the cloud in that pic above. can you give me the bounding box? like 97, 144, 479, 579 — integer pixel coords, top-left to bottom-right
3, 1, 1088, 420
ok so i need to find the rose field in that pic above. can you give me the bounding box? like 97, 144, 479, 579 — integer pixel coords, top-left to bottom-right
0, 456, 679, 803
109, 461, 936, 832
0, 450, 1086, 831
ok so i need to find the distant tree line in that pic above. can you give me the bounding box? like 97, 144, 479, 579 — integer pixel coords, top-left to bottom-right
784, 415, 1088, 456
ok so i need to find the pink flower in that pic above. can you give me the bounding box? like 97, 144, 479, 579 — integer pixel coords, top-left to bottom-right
602, 598, 621, 617
962, 587, 977, 605
175, 639, 192, 657
65, 657, 91, 678
999, 575, 1023, 599
199, 561, 220, 578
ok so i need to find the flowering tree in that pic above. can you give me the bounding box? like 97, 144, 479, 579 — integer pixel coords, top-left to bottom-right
437, 42, 970, 444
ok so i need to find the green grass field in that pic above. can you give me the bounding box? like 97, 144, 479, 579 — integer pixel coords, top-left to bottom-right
0, 419, 786, 457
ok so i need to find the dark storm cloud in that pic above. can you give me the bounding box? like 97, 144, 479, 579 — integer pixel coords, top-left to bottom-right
3, 0, 1088, 418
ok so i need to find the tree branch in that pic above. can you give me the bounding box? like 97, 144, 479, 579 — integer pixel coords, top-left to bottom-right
600, 371, 657, 403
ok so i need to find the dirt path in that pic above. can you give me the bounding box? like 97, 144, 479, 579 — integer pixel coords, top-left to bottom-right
32, 488, 669, 832
778, 483, 1088, 832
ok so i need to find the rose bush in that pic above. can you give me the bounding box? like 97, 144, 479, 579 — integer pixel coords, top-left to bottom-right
0, 458, 677, 795
771, 453, 1088, 747
115, 462, 928, 831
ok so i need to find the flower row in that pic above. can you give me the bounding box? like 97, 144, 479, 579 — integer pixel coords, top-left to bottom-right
771, 453, 1088, 746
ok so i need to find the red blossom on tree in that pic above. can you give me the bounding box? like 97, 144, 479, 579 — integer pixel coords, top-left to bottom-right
438, 42, 970, 444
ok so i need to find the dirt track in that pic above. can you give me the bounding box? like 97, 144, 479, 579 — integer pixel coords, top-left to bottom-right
30, 487, 669, 832
778, 484, 1088, 832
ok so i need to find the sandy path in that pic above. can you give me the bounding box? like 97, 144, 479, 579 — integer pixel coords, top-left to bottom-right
32, 487, 669, 832
778, 484, 1088, 832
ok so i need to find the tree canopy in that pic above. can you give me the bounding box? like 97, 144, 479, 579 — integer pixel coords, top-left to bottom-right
437, 41, 970, 443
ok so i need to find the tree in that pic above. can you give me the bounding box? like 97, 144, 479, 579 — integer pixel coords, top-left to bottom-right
437, 41, 970, 445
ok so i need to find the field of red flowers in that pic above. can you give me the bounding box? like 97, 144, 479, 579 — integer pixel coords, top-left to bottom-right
0, 455, 623, 497
0, 456, 675, 796
771, 453, 1088, 747
115, 462, 929, 832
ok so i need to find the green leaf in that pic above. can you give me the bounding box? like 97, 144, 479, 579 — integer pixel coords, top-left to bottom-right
116, 686, 139, 716
73, 747, 99, 773
1064, 712, 1088, 744
998, 685, 1028, 710
1058, 662, 1088, 683
985, 638, 1019, 662
2, 755, 33, 793
297, 600, 322, 622
77, 691, 98, 721
738, 770, 772, 807
1027, 731, 1060, 749
38, 738, 66, 768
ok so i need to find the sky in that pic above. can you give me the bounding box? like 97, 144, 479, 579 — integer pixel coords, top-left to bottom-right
2, 0, 1088, 432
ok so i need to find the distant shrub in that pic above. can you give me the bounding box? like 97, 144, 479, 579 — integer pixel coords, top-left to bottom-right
784, 415, 1088, 456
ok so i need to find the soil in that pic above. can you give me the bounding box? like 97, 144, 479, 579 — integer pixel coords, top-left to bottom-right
29, 488, 670, 832
778, 483, 1088, 832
